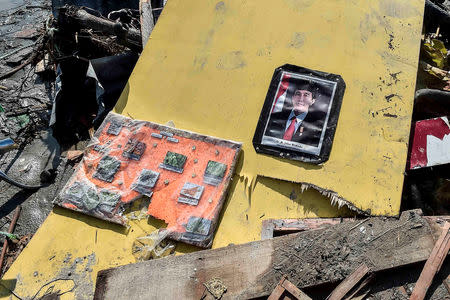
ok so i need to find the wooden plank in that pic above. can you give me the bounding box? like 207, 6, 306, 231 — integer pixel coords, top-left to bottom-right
94, 211, 437, 299
424, 216, 450, 242
281, 279, 312, 300
342, 273, 374, 300
327, 264, 370, 300
410, 222, 450, 300
249, 275, 312, 300
267, 277, 287, 300
261, 218, 355, 240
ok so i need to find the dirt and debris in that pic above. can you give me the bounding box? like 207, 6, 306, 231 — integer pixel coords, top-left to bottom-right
402, 0, 450, 218
257, 211, 429, 292
0, 234, 31, 277
0, 0, 139, 277
301, 261, 450, 299
52, 252, 97, 299
93, 211, 447, 299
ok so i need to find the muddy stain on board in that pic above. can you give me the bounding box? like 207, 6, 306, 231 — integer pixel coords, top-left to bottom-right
388, 33, 395, 50
193, 1, 228, 71
56, 253, 97, 300
359, 10, 394, 44
284, 0, 315, 12
288, 32, 305, 49
216, 51, 246, 70
360, 13, 377, 44
379, 0, 419, 18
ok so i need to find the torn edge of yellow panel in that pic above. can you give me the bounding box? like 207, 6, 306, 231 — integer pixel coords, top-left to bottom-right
239, 170, 369, 217
298, 181, 371, 216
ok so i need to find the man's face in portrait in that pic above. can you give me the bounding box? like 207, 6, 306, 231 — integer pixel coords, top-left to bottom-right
292, 89, 315, 114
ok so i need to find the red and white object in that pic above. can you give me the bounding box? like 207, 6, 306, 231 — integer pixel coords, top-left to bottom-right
409, 116, 450, 169
271, 73, 291, 113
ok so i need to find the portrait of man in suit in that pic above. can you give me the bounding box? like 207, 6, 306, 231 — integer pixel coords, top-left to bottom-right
264, 79, 327, 148
254, 65, 344, 163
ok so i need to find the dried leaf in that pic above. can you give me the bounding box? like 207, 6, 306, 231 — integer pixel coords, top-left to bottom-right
422, 39, 449, 69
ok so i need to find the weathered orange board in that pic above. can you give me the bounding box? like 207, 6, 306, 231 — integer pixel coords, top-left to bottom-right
54, 113, 241, 248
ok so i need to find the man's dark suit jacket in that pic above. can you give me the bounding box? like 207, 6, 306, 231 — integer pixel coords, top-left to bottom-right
264, 109, 324, 147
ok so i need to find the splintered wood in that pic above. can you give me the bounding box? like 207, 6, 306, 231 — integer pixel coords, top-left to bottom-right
94, 210, 438, 299
327, 264, 370, 300
268, 276, 312, 300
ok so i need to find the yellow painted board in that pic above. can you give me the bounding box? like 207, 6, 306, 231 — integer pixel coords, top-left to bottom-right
116, 0, 424, 215
0, 177, 351, 299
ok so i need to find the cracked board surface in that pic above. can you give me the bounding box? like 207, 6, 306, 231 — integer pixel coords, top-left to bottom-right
0, 177, 352, 299
116, 0, 425, 215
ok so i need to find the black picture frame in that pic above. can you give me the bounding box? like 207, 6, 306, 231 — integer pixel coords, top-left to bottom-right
253, 64, 346, 164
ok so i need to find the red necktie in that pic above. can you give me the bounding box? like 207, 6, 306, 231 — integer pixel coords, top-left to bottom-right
283, 117, 296, 141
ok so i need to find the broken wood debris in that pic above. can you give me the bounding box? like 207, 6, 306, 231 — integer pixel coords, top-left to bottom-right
66, 150, 84, 162
0, 206, 22, 278
93, 210, 439, 299
58, 6, 142, 51
268, 276, 312, 300
410, 222, 450, 300
326, 264, 371, 300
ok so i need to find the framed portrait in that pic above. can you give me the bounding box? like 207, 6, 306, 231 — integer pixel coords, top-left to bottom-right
253, 64, 346, 164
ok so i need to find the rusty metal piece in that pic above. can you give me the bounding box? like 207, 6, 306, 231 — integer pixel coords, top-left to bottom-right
0, 206, 22, 277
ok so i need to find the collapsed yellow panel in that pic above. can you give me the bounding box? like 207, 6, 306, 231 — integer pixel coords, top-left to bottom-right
116, 0, 424, 215
0, 177, 351, 299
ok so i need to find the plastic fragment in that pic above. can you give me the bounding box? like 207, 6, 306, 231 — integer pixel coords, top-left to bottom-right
0, 138, 17, 153
0, 231, 18, 240
132, 230, 175, 261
